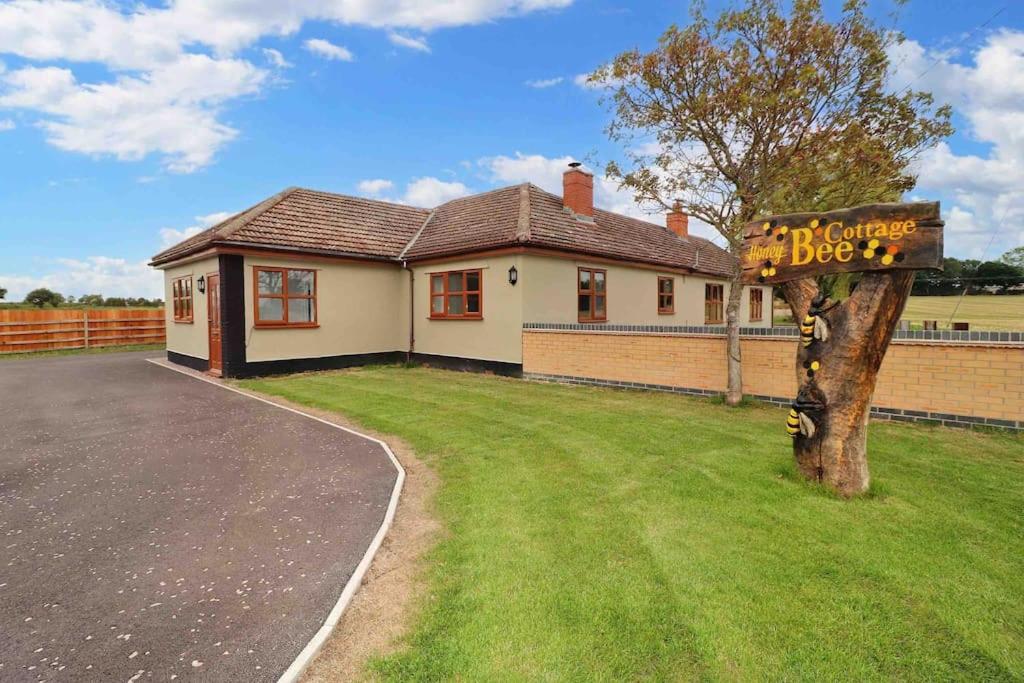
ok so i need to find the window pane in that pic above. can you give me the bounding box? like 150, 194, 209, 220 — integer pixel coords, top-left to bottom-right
431, 275, 445, 294
447, 295, 464, 315
449, 272, 464, 293
258, 270, 283, 295
594, 271, 606, 292
288, 298, 314, 323
288, 270, 314, 296
431, 295, 444, 314
185, 279, 191, 296
579, 270, 591, 290
661, 278, 672, 294
258, 297, 284, 321
595, 295, 606, 317
578, 294, 591, 315
465, 271, 480, 291
467, 294, 480, 313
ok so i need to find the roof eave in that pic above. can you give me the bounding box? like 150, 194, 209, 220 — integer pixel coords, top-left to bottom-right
404, 241, 720, 274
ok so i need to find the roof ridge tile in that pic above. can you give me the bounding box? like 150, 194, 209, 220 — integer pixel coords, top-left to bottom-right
515, 183, 531, 242
398, 207, 438, 260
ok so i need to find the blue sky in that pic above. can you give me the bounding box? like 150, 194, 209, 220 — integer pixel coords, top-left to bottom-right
0, 0, 1021, 300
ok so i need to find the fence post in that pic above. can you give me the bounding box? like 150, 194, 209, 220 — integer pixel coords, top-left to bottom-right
83, 311, 89, 349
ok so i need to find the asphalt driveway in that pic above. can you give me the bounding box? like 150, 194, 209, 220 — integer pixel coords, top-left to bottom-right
0, 351, 400, 681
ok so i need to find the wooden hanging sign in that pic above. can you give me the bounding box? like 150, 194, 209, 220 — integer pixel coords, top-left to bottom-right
740, 202, 943, 285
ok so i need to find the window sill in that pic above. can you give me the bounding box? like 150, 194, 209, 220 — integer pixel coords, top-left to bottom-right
428, 316, 483, 321
705, 321, 724, 325
578, 319, 608, 324
658, 310, 674, 316
173, 319, 194, 324
254, 323, 320, 329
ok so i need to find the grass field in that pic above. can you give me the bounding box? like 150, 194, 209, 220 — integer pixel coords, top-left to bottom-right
242, 366, 1024, 681
901, 295, 1024, 331
774, 294, 1024, 330
0, 343, 164, 361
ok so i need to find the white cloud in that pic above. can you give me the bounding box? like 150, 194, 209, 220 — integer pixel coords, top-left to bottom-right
303, 38, 354, 62
388, 32, 431, 53
261, 48, 292, 68
0, 1, 574, 69
0, 55, 266, 172
0, 0, 575, 171
357, 178, 395, 196
573, 71, 622, 90
402, 177, 470, 206
158, 211, 233, 249
361, 177, 469, 206
483, 152, 650, 218
524, 77, 563, 88
480, 151, 722, 242
0, 256, 162, 301
0, 118, 14, 131
888, 31, 1024, 258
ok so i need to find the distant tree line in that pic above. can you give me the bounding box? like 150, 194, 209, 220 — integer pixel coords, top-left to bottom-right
0, 287, 163, 308
912, 248, 1024, 296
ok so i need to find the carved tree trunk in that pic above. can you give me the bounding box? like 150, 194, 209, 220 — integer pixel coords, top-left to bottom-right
782, 271, 915, 496
725, 268, 745, 406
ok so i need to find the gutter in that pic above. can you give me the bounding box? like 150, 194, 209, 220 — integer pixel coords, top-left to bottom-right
397, 208, 437, 362
402, 260, 415, 361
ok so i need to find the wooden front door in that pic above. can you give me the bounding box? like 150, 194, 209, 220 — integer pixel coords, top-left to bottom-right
207, 273, 222, 375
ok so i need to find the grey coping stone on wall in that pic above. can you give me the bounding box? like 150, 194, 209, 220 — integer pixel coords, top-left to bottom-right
522, 322, 1023, 345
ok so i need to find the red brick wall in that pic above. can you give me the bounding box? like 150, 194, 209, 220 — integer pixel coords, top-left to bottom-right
522, 330, 1023, 424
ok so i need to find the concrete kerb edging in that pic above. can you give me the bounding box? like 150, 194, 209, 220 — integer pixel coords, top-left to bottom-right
145, 358, 406, 683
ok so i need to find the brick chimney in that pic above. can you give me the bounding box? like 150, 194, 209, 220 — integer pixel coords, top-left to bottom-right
667, 201, 688, 237
563, 162, 594, 218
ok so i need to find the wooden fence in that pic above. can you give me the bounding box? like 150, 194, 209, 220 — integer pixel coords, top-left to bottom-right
0, 309, 166, 355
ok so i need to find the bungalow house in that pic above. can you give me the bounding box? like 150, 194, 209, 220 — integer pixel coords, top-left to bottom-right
150, 164, 771, 378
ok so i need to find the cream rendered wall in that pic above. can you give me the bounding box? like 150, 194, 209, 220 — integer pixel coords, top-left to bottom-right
162, 256, 219, 359
520, 254, 772, 327
243, 256, 408, 362
411, 254, 524, 364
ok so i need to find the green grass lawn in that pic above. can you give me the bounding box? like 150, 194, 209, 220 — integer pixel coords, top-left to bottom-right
241, 367, 1024, 681
0, 343, 164, 361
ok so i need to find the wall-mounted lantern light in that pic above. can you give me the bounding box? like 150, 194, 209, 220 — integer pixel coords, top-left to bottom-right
197, 275, 206, 294
508, 265, 518, 286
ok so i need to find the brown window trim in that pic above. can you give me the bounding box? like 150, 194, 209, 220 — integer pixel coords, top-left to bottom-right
429, 268, 483, 320
657, 276, 674, 315
578, 267, 607, 323
705, 283, 724, 325
253, 266, 319, 328
749, 288, 764, 322
171, 275, 193, 323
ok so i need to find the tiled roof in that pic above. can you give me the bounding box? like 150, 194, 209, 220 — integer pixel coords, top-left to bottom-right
150, 188, 430, 265
399, 185, 528, 260
151, 183, 736, 277
402, 184, 735, 277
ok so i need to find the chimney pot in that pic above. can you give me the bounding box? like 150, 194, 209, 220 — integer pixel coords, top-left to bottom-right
667, 201, 688, 237
563, 162, 594, 218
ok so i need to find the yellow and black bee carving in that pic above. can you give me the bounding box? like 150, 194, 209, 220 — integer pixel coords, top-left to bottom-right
786, 393, 824, 439
786, 405, 817, 438
800, 294, 832, 348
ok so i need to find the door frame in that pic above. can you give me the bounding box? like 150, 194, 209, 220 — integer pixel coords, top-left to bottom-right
207, 271, 222, 376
